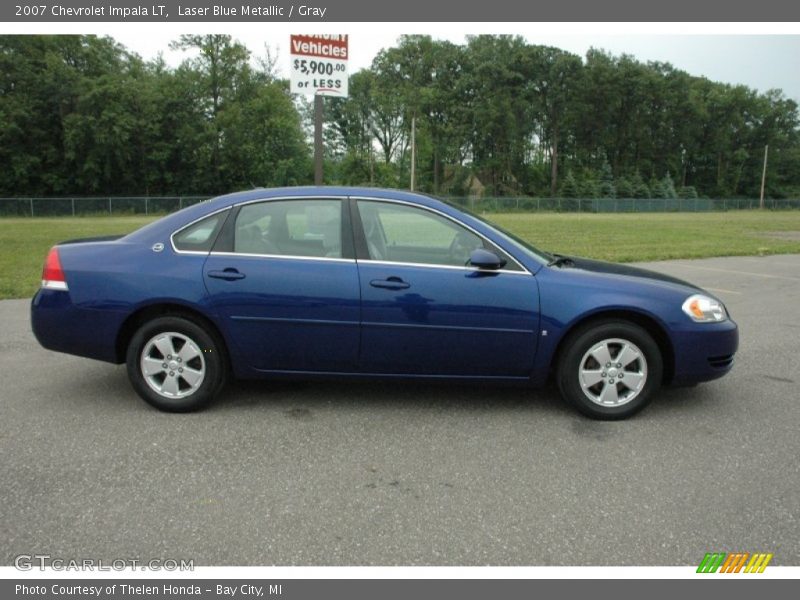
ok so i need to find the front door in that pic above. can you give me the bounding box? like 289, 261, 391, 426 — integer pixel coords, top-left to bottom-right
354, 199, 539, 377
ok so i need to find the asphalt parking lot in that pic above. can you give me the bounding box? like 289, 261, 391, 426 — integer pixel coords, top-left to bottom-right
1, 254, 798, 566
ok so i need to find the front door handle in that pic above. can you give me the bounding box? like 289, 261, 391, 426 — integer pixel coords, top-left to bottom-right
207, 268, 246, 281
369, 277, 410, 290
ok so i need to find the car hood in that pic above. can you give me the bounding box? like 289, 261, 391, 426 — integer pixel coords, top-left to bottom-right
560, 255, 703, 292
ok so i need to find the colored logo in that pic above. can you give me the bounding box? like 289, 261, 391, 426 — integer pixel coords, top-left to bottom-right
697, 552, 773, 573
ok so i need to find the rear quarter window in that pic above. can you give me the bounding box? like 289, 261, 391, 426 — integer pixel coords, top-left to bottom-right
172, 211, 227, 252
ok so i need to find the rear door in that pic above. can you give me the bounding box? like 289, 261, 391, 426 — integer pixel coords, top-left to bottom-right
353, 198, 539, 377
202, 197, 360, 373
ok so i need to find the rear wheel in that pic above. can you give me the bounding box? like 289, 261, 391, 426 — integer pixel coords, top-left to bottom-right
126, 316, 226, 412
557, 320, 662, 420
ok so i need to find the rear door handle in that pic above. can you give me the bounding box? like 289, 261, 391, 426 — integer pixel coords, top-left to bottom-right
207, 268, 246, 281
369, 277, 410, 290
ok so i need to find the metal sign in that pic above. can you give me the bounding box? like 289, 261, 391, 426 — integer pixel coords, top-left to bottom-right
290, 34, 349, 97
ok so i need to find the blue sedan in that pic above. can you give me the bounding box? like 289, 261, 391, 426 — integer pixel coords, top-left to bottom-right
31, 187, 738, 419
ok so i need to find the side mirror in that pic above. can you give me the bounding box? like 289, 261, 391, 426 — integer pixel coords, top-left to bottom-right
469, 248, 506, 270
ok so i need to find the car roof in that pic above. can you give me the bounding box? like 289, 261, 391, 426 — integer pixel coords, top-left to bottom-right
123, 187, 453, 244
207, 186, 444, 209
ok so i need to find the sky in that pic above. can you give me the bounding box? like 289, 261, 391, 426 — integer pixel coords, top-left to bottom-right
5, 20, 792, 103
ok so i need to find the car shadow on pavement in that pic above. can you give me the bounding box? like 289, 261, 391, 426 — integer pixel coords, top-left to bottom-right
70, 363, 722, 423
217, 378, 573, 417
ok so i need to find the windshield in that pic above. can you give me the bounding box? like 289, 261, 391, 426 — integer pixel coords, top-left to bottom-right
441, 198, 554, 265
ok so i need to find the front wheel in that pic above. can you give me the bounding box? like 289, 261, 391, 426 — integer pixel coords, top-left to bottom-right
556, 320, 662, 420
126, 316, 227, 412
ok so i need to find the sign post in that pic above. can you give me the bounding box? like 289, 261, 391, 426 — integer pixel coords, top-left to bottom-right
290, 35, 349, 185
759, 144, 768, 209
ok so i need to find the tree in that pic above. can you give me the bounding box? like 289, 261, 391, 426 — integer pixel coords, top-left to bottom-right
661, 172, 678, 199
169, 34, 252, 192
578, 171, 600, 198
616, 176, 634, 198
0, 35, 134, 195
519, 45, 583, 195
631, 172, 651, 198
598, 160, 616, 198
326, 70, 377, 182
649, 177, 666, 199
2, 34, 800, 199
217, 82, 310, 188
560, 171, 579, 198
461, 35, 531, 194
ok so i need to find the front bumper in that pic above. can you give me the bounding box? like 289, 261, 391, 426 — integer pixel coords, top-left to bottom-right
669, 319, 739, 385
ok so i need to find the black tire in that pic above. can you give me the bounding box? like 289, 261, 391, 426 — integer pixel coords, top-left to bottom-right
126, 315, 227, 412
556, 320, 662, 420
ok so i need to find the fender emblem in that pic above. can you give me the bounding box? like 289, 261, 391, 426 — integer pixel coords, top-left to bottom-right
152, 243, 165, 253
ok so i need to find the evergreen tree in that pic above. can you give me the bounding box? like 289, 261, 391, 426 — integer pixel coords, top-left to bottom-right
661, 172, 678, 199
598, 160, 616, 198
578, 172, 600, 198
616, 176, 634, 198
560, 171, 579, 198
631, 172, 651, 198
650, 178, 666, 199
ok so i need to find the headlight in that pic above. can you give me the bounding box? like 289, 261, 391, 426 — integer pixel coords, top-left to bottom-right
682, 294, 728, 323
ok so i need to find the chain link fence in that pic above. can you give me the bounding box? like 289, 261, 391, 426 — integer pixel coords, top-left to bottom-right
0, 195, 798, 217
0, 196, 211, 217
449, 197, 800, 213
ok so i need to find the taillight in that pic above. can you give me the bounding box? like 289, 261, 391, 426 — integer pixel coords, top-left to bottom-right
41, 247, 69, 291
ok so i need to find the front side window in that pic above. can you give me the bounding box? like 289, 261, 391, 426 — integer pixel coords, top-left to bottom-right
444, 198, 552, 265
357, 200, 487, 267
234, 199, 343, 258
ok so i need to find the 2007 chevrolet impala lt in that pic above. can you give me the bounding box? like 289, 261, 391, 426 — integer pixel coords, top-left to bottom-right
31, 187, 738, 419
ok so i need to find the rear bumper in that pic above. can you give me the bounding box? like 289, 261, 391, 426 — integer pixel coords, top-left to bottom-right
669, 319, 739, 385
31, 289, 123, 363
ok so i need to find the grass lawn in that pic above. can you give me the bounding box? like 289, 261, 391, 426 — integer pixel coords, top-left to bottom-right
2, 211, 800, 300
490, 210, 800, 262
0, 216, 155, 300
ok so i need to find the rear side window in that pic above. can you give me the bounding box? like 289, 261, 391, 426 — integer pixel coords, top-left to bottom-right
234, 199, 343, 258
172, 211, 227, 252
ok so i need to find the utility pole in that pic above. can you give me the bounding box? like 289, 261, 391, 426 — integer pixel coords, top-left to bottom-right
759, 144, 768, 209
314, 94, 324, 186
410, 114, 416, 191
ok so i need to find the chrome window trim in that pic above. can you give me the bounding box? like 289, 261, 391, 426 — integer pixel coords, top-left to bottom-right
170, 196, 346, 256
204, 252, 524, 274
350, 195, 531, 275
232, 194, 347, 208
356, 259, 530, 276
170, 194, 532, 276
209, 251, 354, 264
